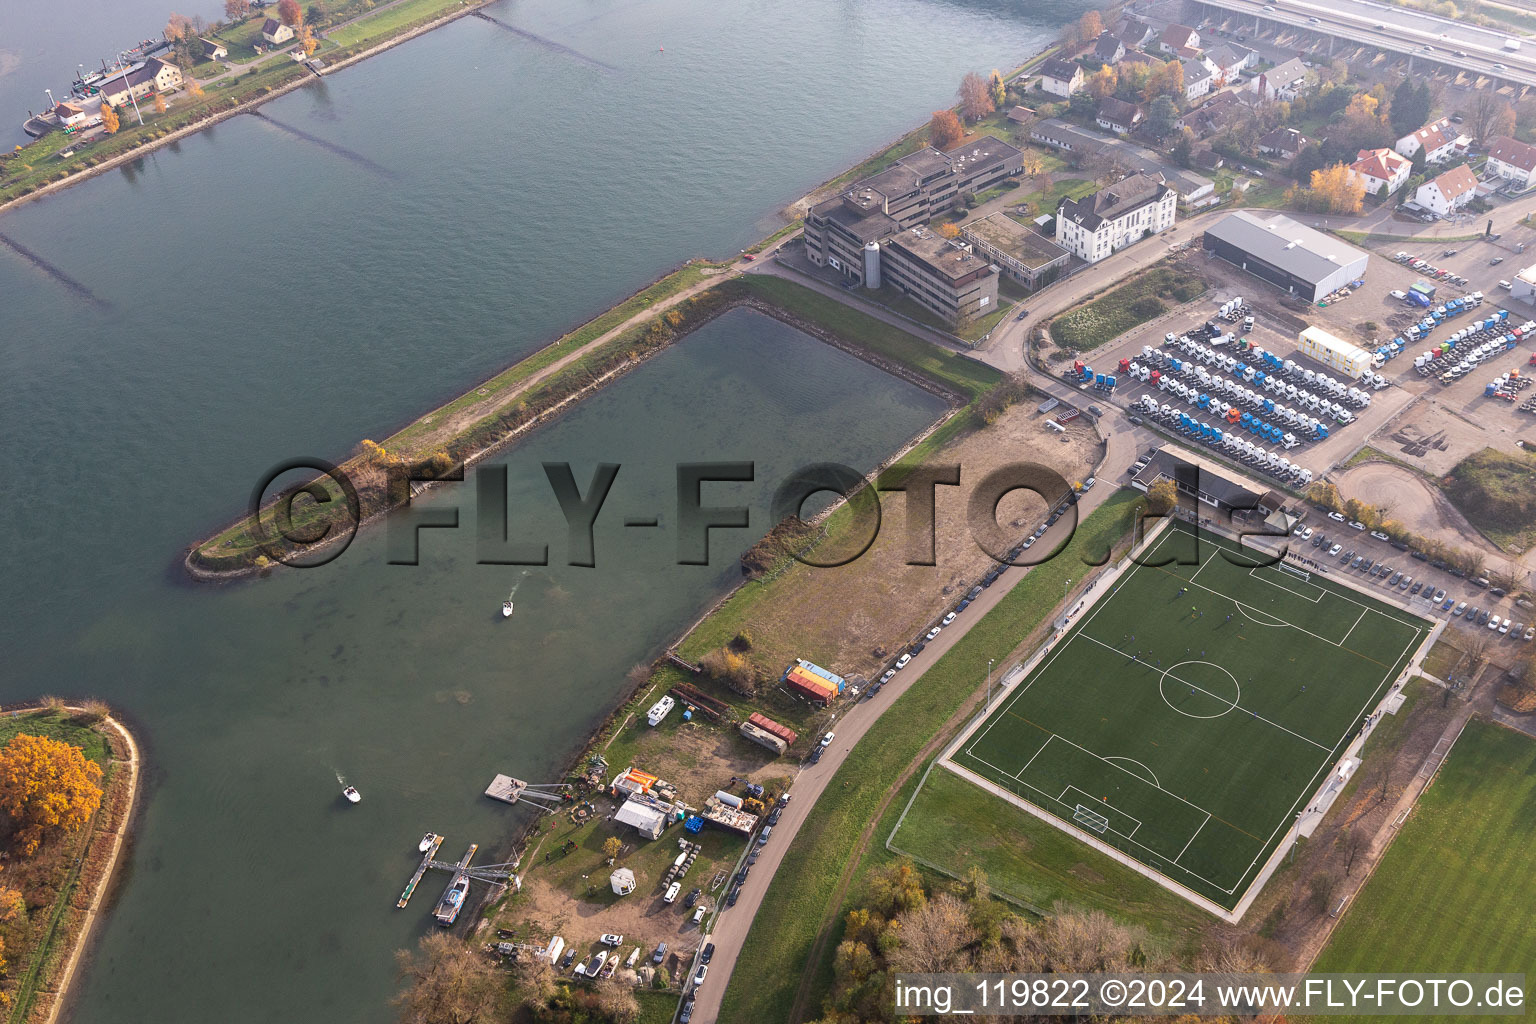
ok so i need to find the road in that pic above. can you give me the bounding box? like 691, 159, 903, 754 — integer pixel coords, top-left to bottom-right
692, 180, 1536, 1024
1198, 0, 1536, 87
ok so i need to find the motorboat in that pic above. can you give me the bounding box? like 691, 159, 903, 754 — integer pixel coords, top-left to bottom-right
502, 599, 514, 618
418, 832, 438, 853
343, 785, 361, 804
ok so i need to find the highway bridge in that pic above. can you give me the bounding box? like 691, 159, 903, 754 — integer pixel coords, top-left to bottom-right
1191, 0, 1536, 92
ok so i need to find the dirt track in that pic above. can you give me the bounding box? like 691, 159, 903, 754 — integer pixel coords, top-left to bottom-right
1334, 460, 1489, 552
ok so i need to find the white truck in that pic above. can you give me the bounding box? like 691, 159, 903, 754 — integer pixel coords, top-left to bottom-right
1505, 38, 1522, 51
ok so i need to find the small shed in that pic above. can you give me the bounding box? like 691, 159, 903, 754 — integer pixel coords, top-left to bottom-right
615, 798, 667, 840
609, 868, 636, 896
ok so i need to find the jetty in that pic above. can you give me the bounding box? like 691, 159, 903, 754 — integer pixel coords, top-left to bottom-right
396, 838, 520, 912
397, 833, 446, 908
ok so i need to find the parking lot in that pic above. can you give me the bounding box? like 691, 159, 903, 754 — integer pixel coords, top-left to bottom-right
1286, 514, 1534, 644
1076, 264, 1420, 479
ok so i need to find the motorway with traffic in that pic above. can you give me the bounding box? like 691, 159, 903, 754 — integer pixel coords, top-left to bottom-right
1196, 0, 1536, 87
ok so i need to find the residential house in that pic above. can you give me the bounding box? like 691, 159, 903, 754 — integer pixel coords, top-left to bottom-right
1092, 31, 1125, 65
1202, 42, 1254, 85
1115, 16, 1155, 50
1030, 117, 1214, 207
1180, 58, 1214, 101
97, 58, 183, 107
1037, 57, 1084, 98
1413, 164, 1479, 218
1484, 135, 1536, 188
1159, 24, 1201, 56
201, 38, 228, 60
262, 18, 294, 44
1256, 127, 1310, 160
1349, 147, 1411, 196
1394, 118, 1458, 165
1249, 57, 1309, 102
1028, 118, 1109, 158
1005, 105, 1036, 126
1095, 97, 1142, 135
1119, 49, 1165, 69
1056, 173, 1178, 262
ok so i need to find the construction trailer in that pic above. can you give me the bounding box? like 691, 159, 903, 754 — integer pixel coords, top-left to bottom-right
1297, 326, 1372, 379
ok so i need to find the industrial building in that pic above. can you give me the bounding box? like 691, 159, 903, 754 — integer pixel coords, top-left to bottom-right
878, 227, 999, 321
1129, 445, 1272, 515
961, 213, 1071, 288
1201, 212, 1369, 303
1297, 326, 1373, 379
802, 137, 1022, 321
1509, 263, 1536, 305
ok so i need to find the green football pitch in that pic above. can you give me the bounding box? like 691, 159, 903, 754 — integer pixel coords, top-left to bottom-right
949, 524, 1431, 910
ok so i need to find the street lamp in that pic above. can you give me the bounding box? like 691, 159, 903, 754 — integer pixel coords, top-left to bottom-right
986, 658, 995, 710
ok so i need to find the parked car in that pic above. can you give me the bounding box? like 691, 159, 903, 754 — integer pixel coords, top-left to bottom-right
926, 626, 942, 640
895, 653, 911, 669
1328, 543, 1343, 556
942, 611, 956, 625
757, 825, 773, 845
1489, 614, 1503, 632
600, 933, 623, 947
1526, 625, 1535, 641
1298, 526, 1314, 540
1492, 256, 1505, 265
1441, 596, 1455, 611
680, 999, 695, 1024
880, 669, 896, 684
560, 950, 578, 970
1350, 555, 1364, 569
1398, 575, 1413, 590
664, 882, 682, 903
1327, 511, 1346, 522
727, 887, 741, 906
653, 943, 669, 964
1433, 588, 1447, 603
701, 943, 715, 965
693, 965, 709, 988
1348, 520, 1366, 531
1389, 571, 1402, 586
1477, 609, 1492, 625
820, 731, 835, 747
1453, 601, 1467, 616
1500, 619, 1512, 635
684, 888, 701, 908
1370, 530, 1390, 541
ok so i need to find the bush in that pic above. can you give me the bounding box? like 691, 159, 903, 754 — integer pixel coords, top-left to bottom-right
1443, 448, 1536, 536
700, 647, 757, 696
1050, 264, 1206, 351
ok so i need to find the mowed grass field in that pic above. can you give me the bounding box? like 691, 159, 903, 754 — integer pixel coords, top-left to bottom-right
950, 524, 1430, 909
1315, 719, 1536, 982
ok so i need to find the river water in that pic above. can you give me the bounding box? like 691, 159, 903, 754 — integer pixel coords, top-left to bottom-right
0, 1, 1078, 1020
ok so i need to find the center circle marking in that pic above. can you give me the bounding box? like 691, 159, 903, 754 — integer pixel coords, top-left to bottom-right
1158, 660, 1241, 719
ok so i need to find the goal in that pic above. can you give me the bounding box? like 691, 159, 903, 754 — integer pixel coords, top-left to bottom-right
1278, 563, 1311, 584
1072, 804, 1110, 834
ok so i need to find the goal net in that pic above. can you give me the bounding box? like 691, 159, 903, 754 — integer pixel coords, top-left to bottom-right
1278, 563, 1311, 584
1072, 804, 1110, 834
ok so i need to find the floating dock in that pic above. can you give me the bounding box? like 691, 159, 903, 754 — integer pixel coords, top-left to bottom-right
485, 775, 528, 804
397, 834, 446, 909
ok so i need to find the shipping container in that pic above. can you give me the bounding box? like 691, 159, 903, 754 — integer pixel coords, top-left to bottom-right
747, 712, 799, 746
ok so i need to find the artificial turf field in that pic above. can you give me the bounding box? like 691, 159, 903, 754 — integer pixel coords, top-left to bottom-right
949, 523, 1431, 910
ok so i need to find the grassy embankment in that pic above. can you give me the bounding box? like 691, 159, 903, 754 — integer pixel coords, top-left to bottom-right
716, 491, 1214, 1024
1441, 447, 1536, 552
0, 709, 120, 1023
1313, 720, 1536, 993
0, 0, 471, 208
1048, 263, 1208, 353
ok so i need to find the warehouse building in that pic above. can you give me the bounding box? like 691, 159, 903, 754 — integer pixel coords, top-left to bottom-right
1202, 212, 1368, 303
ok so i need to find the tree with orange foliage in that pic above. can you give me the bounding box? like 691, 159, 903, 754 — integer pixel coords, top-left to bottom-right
0, 734, 103, 857
186, 75, 204, 99
1079, 10, 1104, 41
225, 0, 251, 19
937, 222, 961, 239
99, 103, 120, 134
1309, 162, 1365, 214
153, 93, 167, 114
300, 26, 319, 56
164, 12, 195, 41
1087, 65, 1117, 102
277, 0, 302, 27
958, 71, 996, 122
1143, 60, 1184, 103
929, 109, 963, 150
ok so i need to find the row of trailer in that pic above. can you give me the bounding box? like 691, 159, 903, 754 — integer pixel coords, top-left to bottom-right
1062, 361, 1119, 392
1134, 396, 1314, 487
1412, 313, 1535, 384
1487, 369, 1533, 402
1131, 345, 1364, 442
